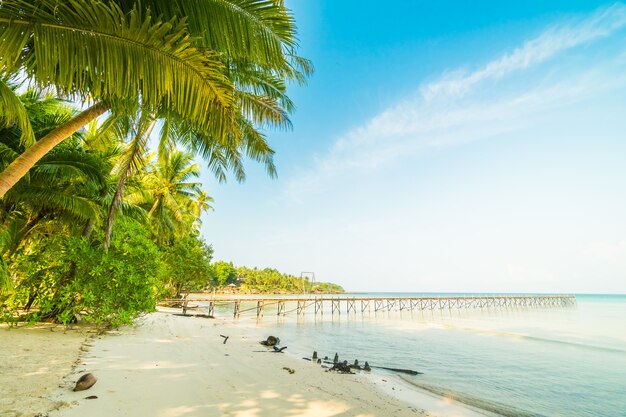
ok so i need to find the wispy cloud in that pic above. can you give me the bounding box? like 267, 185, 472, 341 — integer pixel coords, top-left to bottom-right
421, 3, 626, 100
285, 3, 626, 203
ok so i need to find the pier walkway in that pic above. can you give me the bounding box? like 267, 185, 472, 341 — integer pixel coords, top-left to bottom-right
161, 295, 577, 319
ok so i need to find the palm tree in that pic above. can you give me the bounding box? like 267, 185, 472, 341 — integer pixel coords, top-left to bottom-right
0, 0, 310, 197
102, 112, 156, 250
0, 91, 108, 256
138, 150, 206, 243
102, 108, 273, 250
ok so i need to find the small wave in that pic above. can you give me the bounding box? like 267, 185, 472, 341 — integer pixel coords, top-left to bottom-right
440, 324, 626, 354
515, 333, 626, 354
399, 377, 547, 417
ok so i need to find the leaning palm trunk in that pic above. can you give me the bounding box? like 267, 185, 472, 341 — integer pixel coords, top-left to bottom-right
147, 197, 161, 218
0, 103, 107, 197
103, 118, 157, 251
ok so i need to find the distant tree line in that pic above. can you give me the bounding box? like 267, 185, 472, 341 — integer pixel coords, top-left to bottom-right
205, 262, 344, 294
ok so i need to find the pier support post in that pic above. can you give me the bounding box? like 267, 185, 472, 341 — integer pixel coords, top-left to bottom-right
315, 299, 323, 315
347, 299, 356, 314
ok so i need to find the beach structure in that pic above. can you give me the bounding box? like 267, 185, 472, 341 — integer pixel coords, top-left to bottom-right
166, 294, 576, 319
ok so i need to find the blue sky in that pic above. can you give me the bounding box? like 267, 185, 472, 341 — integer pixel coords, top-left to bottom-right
200, 1, 626, 293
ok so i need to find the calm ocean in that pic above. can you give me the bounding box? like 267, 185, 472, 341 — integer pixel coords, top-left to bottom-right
211, 294, 626, 417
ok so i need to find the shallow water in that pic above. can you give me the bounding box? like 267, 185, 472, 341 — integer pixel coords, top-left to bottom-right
209, 294, 626, 417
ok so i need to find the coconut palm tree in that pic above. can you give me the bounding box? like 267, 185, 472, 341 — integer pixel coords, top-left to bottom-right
0, 91, 108, 256
101, 112, 156, 250
0, 0, 310, 197
137, 150, 206, 244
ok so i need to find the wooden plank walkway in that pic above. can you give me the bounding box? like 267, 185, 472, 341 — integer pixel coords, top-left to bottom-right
160, 295, 576, 318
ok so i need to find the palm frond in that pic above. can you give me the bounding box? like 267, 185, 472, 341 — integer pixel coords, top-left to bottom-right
0, 78, 35, 145
33, 150, 108, 189
8, 186, 101, 222
237, 91, 291, 129
239, 117, 276, 178
0, 0, 237, 138
134, 0, 298, 67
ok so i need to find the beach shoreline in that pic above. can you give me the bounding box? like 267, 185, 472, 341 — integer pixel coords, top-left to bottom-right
1, 309, 490, 417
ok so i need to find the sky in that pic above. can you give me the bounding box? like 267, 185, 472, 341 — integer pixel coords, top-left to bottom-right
200, 1, 626, 294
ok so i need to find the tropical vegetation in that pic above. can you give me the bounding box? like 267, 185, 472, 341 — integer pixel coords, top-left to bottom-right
0, 89, 216, 325
0, 0, 312, 196
233, 265, 344, 294
0, 1, 345, 326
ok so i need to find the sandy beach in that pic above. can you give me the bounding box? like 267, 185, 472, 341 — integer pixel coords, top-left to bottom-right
1, 310, 489, 417
0, 324, 91, 417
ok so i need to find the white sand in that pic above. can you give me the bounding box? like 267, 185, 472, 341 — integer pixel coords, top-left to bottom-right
48, 311, 428, 417
0, 324, 90, 417
1, 311, 491, 417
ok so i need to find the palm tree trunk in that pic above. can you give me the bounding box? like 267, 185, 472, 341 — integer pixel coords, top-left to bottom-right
82, 219, 95, 239
103, 118, 157, 251
0, 103, 108, 198
147, 197, 161, 218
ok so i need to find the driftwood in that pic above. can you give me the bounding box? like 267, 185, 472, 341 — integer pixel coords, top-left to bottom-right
370, 366, 421, 375
173, 313, 213, 319
307, 353, 420, 375
328, 361, 354, 374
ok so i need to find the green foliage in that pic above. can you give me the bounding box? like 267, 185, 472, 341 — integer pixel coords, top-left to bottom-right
0, 0, 311, 197
0, 90, 217, 325
0, 0, 316, 322
225, 265, 344, 294
213, 261, 237, 287
1, 220, 164, 326
162, 234, 214, 297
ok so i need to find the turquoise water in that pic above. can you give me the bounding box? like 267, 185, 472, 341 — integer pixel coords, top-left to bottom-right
216, 294, 626, 417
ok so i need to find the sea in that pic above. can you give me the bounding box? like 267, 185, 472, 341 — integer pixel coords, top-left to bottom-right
207, 293, 626, 417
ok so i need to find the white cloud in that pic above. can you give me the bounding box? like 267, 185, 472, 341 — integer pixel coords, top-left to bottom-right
421, 2, 626, 100
285, 3, 626, 203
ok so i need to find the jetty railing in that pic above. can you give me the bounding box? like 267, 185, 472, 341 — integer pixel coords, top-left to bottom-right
159, 295, 576, 319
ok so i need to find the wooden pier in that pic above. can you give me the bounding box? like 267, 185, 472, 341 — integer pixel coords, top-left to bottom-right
163, 295, 576, 319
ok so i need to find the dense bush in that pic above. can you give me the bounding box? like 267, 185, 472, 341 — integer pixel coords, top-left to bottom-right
162, 234, 214, 297
1, 220, 165, 326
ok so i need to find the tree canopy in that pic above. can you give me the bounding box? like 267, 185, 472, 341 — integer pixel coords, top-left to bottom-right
0, 0, 312, 196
